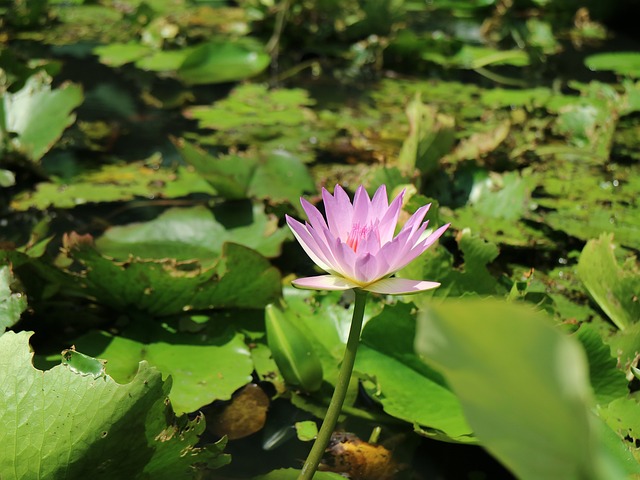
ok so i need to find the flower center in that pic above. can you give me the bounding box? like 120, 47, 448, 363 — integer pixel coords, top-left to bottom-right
346, 223, 378, 252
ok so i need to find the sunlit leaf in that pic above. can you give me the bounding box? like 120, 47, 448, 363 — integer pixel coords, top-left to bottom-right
0, 331, 230, 479
96, 203, 290, 260
577, 234, 640, 330
0, 265, 27, 334
356, 302, 473, 443
177, 40, 269, 85
72, 322, 253, 414
574, 324, 628, 405
1, 72, 83, 162
10, 159, 215, 211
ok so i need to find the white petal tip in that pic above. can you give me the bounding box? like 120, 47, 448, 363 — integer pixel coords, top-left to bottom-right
363, 278, 441, 295
291, 275, 357, 291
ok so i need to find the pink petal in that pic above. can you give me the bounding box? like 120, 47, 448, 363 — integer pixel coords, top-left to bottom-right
292, 275, 358, 291
286, 215, 332, 271
401, 204, 431, 236
363, 278, 441, 295
370, 185, 389, 216
300, 198, 328, 232
304, 223, 342, 273
377, 227, 414, 269
352, 185, 371, 225
378, 189, 405, 244
391, 223, 451, 272
354, 253, 378, 283
323, 185, 353, 240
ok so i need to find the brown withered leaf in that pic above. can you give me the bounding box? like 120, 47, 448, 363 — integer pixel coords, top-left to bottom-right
321, 432, 400, 480
207, 384, 269, 440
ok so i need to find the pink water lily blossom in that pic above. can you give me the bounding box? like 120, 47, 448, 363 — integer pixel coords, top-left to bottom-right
285, 184, 450, 295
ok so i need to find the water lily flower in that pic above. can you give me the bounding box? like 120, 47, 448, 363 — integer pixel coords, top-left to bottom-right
285, 184, 449, 295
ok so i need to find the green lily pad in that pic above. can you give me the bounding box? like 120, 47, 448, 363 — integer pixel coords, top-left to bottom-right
0, 331, 229, 479
63, 234, 281, 315
174, 139, 315, 209
177, 40, 269, 85
357, 302, 473, 443
72, 322, 253, 414
1, 72, 83, 162
93, 42, 153, 67
415, 299, 638, 479
96, 203, 290, 261
0, 264, 27, 335
577, 234, 640, 330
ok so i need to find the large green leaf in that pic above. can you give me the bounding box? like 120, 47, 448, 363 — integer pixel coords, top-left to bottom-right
73, 322, 254, 414
357, 302, 473, 443
1, 72, 83, 162
0, 331, 229, 480
577, 234, 640, 330
96, 203, 290, 260
64, 234, 281, 315
415, 299, 639, 479
0, 264, 27, 334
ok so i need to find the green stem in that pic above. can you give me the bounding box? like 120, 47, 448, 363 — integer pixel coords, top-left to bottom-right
298, 289, 368, 480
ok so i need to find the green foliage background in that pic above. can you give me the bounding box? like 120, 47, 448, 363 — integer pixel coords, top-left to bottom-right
1, 0, 640, 478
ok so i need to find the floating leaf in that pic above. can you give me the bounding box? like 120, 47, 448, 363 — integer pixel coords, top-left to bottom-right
0, 331, 230, 479
174, 139, 315, 208
96, 203, 290, 261
577, 234, 640, 330
177, 40, 269, 85
73, 323, 254, 414
93, 42, 153, 67
1, 72, 83, 162
63, 234, 281, 315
